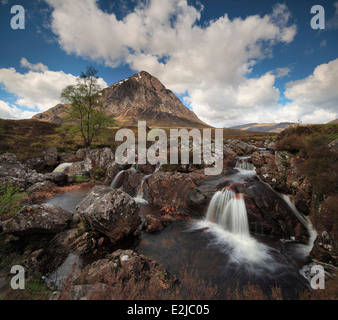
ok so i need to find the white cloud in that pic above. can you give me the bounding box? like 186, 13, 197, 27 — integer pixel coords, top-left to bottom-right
45, 0, 297, 126
281, 58, 338, 123
0, 100, 37, 119
20, 58, 49, 72
327, 2, 338, 30
274, 67, 291, 78
0, 59, 107, 118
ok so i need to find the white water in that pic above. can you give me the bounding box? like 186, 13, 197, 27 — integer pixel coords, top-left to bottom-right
235, 159, 255, 171
110, 165, 137, 189
206, 189, 249, 236
133, 174, 150, 205
53, 162, 73, 173
281, 194, 317, 258
200, 188, 281, 271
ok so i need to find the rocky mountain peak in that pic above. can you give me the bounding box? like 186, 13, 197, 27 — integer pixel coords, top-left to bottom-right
33, 71, 210, 128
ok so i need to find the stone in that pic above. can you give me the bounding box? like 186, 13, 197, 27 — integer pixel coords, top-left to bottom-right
2, 204, 73, 236
77, 186, 140, 242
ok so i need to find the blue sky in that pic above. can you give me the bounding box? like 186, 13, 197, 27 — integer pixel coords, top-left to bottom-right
0, 0, 337, 127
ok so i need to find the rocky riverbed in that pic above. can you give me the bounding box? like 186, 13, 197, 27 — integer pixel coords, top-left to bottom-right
0, 138, 336, 300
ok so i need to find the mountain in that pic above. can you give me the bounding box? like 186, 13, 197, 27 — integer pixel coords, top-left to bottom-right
327, 119, 338, 124
228, 122, 296, 133
32, 71, 211, 129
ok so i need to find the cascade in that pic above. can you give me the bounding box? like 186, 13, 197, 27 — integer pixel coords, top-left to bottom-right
53, 162, 73, 173
235, 159, 255, 171
206, 189, 250, 237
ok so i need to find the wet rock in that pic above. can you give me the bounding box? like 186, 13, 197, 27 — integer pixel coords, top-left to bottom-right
77, 186, 140, 242
235, 181, 309, 242
2, 204, 73, 236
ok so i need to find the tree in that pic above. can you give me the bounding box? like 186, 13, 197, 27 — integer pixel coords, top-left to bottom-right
61, 66, 115, 148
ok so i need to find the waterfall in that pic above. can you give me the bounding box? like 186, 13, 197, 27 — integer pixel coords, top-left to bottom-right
206, 189, 250, 237
53, 162, 73, 173
133, 175, 150, 205
110, 170, 125, 188
235, 159, 255, 171
110, 165, 136, 189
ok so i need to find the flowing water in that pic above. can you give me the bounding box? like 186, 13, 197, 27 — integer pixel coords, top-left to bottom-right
43, 156, 315, 298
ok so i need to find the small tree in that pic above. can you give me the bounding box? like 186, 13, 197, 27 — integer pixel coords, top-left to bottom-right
61, 66, 115, 148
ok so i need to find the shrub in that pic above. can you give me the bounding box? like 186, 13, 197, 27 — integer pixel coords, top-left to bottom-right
0, 182, 26, 217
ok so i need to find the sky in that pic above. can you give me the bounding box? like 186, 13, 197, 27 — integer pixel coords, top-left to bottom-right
0, 0, 337, 127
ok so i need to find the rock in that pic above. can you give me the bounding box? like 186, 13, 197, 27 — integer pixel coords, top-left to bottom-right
59, 249, 177, 300
23, 157, 46, 173
77, 186, 140, 242
83, 148, 115, 173
328, 138, 338, 152
43, 172, 68, 185
2, 204, 73, 236
0, 153, 44, 190
235, 181, 309, 242
26, 181, 57, 193
43, 146, 59, 168
67, 161, 88, 177
146, 171, 197, 213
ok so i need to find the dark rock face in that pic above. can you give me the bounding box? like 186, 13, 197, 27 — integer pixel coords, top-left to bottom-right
1, 204, 73, 236
234, 181, 309, 242
77, 186, 141, 242
252, 151, 312, 215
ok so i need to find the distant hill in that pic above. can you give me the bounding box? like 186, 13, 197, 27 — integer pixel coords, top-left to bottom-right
327, 119, 338, 124
228, 122, 296, 133
32, 71, 211, 129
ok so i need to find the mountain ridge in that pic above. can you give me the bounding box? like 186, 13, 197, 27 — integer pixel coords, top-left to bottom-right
32, 71, 211, 129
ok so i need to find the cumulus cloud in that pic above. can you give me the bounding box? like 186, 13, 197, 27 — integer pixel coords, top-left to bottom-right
281, 58, 338, 123
0, 59, 107, 118
44, 0, 299, 126
0, 100, 37, 119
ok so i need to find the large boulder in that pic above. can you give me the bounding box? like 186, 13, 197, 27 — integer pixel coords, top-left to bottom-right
1, 204, 73, 236
0, 153, 44, 190
77, 186, 140, 242
83, 148, 114, 173
146, 171, 198, 213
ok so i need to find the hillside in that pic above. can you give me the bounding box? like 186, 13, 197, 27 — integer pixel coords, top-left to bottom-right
228, 122, 295, 133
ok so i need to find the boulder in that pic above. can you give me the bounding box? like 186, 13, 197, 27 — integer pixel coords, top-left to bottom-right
146, 171, 197, 213
77, 186, 140, 242
43, 146, 59, 168
2, 204, 73, 236
0, 153, 44, 190
83, 148, 115, 173
43, 172, 68, 185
